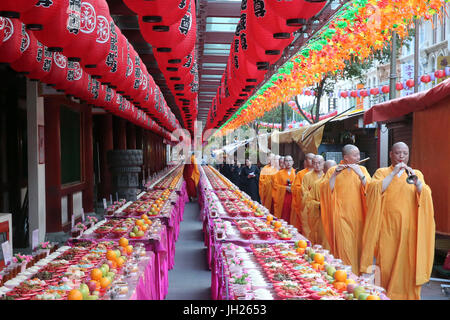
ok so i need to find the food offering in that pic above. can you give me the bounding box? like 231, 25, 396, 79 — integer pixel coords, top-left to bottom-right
233, 220, 258, 239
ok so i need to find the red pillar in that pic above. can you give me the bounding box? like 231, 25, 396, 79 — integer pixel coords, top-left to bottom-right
44, 97, 62, 232
97, 114, 113, 199
82, 106, 94, 213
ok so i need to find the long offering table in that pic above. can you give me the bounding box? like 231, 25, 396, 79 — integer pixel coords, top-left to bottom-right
199, 165, 389, 300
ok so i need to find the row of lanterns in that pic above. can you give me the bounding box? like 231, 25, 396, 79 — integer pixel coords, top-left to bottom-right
122, 0, 199, 136
0, 0, 181, 136
205, 0, 327, 133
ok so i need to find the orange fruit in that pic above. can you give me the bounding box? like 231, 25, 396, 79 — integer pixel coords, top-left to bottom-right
116, 257, 125, 268
334, 270, 347, 282
91, 268, 103, 281
135, 219, 143, 227
266, 215, 274, 222
106, 250, 117, 261
274, 221, 282, 228
333, 281, 347, 292
67, 289, 83, 300
141, 214, 148, 220
297, 240, 308, 249
100, 277, 111, 289
311, 263, 320, 271
119, 237, 129, 247
314, 253, 325, 265
345, 278, 356, 285
366, 295, 381, 300
125, 245, 133, 255
296, 247, 305, 255
141, 225, 148, 231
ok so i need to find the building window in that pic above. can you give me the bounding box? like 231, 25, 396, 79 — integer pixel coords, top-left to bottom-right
60, 105, 82, 185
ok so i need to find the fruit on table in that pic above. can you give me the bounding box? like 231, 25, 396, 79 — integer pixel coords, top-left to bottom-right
313, 253, 325, 265
366, 295, 381, 300
67, 289, 83, 300
106, 250, 117, 261
346, 283, 357, 294
353, 286, 367, 299
326, 266, 336, 277
88, 280, 100, 293
79, 283, 90, 300
86, 294, 99, 300
358, 292, 370, 300
100, 277, 111, 289
295, 240, 308, 249
91, 268, 103, 281
119, 237, 129, 247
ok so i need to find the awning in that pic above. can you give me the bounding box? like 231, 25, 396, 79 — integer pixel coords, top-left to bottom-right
364, 78, 450, 124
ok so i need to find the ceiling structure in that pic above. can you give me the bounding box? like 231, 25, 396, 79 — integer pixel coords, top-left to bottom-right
107, 0, 346, 134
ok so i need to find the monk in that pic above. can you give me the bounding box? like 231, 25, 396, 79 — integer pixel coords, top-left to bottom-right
259, 153, 278, 209
291, 153, 315, 232
320, 144, 371, 275
183, 152, 200, 201
360, 142, 435, 300
271, 156, 284, 214
303, 159, 336, 249
273, 155, 296, 221
298, 155, 325, 240
268, 155, 281, 214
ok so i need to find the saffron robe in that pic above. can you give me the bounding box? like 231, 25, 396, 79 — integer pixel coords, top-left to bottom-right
360, 167, 435, 300
259, 165, 278, 209
290, 168, 309, 232
184, 155, 200, 198
299, 171, 323, 240
273, 168, 296, 220
319, 164, 371, 275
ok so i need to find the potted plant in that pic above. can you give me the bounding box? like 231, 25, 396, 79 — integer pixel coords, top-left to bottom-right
12, 253, 33, 273
72, 222, 87, 238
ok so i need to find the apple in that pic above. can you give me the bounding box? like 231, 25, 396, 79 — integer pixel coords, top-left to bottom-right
100, 266, 108, 277
102, 264, 110, 273
133, 226, 139, 233
353, 286, 366, 299
106, 260, 115, 269
79, 283, 89, 299
88, 280, 99, 293
106, 271, 116, 280
345, 293, 354, 300
327, 266, 336, 277
92, 290, 100, 297
115, 249, 121, 257
86, 295, 98, 300
358, 292, 370, 300
136, 230, 145, 237
130, 232, 136, 237
346, 283, 356, 294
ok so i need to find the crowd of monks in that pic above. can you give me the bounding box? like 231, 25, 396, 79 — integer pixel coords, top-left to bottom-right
258, 142, 436, 300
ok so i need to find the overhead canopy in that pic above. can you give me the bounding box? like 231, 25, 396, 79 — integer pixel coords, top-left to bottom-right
364, 79, 450, 124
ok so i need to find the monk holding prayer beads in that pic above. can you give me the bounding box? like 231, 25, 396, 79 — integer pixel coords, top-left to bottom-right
360, 142, 435, 300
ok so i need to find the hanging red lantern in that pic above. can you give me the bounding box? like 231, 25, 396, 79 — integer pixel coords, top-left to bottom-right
266, 0, 327, 28
123, 0, 189, 26
381, 85, 390, 94
40, 52, 67, 87
435, 69, 445, 78
340, 91, 348, 98
405, 79, 414, 88
0, 0, 37, 19
350, 90, 358, 97
395, 82, 404, 91
359, 89, 369, 97
369, 87, 379, 95
420, 74, 431, 83
0, 17, 6, 44
0, 18, 28, 64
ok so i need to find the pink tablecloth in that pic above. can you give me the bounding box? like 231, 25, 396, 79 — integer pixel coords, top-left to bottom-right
130, 251, 157, 300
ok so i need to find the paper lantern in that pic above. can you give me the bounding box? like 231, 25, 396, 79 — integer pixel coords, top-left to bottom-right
340, 91, 348, 98
123, 0, 189, 26
435, 69, 445, 79
0, 19, 28, 64
420, 74, 431, 83
381, 85, 390, 94
266, 0, 327, 27
359, 89, 369, 97
350, 90, 358, 97
0, 0, 37, 19
370, 88, 380, 95
395, 82, 403, 90
405, 79, 414, 88
40, 52, 67, 87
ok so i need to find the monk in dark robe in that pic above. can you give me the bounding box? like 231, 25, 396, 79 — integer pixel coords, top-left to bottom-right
240, 158, 260, 202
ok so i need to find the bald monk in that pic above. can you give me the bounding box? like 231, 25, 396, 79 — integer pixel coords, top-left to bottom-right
320, 145, 371, 275
298, 155, 325, 240
273, 156, 296, 221
360, 142, 435, 300
183, 153, 200, 201
271, 156, 284, 215
259, 154, 278, 210
291, 153, 315, 232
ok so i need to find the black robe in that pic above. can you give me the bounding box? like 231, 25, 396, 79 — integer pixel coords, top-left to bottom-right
229, 164, 241, 188
239, 165, 260, 202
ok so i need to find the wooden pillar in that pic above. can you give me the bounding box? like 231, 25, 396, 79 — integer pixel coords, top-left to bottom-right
44, 97, 62, 233
98, 114, 113, 199
82, 106, 94, 213
113, 116, 127, 150
126, 123, 136, 149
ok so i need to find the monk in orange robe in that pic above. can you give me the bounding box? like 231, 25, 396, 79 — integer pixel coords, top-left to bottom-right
271, 155, 283, 215
302, 159, 336, 250
259, 154, 278, 210
183, 153, 200, 201
320, 145, 371, 275
291, 153, 315, 232
273, 156, 296, 221
360, 142, 435, 300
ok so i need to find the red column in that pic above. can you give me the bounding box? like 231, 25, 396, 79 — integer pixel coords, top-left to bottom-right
82, 105, 94, 213
44, 97, 62, 232
97, 114, 113, 199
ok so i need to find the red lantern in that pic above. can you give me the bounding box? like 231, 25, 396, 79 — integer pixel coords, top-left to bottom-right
350, 90, 358, 97
420, 74, 431, 83
0, 18, 28, 64
405, 79, 414, 88
340, 91, 348, 98
360, 90, 369, 97
122, 0, 189, 26
381, 85, 390, 94
395, 82, 404, 91
435, 69, 445, 78
41, 52, 67, 87
369, 88, 379, 95
0, 0, 37, 19
266, 0, 327, 29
